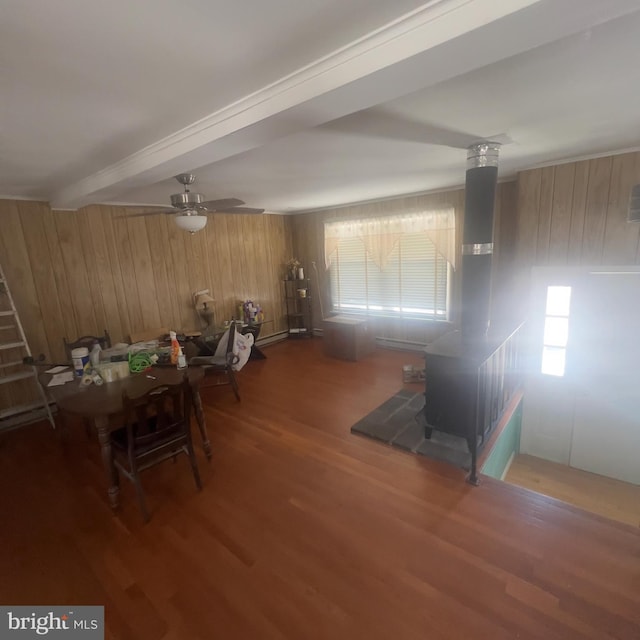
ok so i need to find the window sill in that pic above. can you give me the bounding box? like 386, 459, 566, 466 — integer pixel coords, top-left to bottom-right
329, 310, 451, 324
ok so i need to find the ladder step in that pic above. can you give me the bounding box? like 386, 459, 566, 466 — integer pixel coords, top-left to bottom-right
0, 341, 26, 350
0, 310, 16, 317
0, 360, 24, 370
0, 404, 57, 431
0, 370, 37, 384
0, 325, 16, 331
0, 401, 53, 422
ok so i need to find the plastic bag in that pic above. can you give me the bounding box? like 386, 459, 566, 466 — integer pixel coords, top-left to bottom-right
213, 327, 254, 371
231, 331, 254, 371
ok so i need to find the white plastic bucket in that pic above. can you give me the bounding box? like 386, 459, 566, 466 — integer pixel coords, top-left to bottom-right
71, 347, 90, 377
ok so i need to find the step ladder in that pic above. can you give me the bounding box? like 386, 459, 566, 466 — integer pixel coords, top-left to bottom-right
0, 263, 55, 430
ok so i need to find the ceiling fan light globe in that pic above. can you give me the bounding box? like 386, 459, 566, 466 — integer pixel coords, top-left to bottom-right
175, 213, 207, 234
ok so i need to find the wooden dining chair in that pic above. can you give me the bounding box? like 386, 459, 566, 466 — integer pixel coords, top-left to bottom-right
63, 329, 111, 360
189, 321, 241, 401
128, 327, 169, 344
110, 376, 202, 522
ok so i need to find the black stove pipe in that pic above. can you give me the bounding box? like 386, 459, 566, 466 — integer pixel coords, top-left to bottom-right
460, 142, 500, 340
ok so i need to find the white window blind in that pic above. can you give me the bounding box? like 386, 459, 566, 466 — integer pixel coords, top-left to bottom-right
328, 230, 449, 319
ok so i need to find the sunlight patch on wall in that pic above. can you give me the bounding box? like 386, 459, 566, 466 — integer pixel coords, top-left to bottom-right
541, 285, 572, 377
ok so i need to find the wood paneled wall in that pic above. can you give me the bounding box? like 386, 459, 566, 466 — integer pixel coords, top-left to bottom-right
510, 151, 640, 318
2, 150, 638, 415
290, 182, 518, 345
0, 200, 293, 411
290, 148, 640, 341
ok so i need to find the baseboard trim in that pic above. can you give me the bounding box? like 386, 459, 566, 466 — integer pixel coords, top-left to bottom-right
312, 328, 425, 352
500, 451, 516, 481
258, 330, 427, 354
255, 331, 289, 347
374, 337, 427, 353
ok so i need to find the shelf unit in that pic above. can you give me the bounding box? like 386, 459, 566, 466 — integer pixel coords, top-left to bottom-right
283, 279, 313, 338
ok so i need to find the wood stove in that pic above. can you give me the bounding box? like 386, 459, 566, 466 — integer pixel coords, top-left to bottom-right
423, 325, 523, 483
423, 143, 523, 484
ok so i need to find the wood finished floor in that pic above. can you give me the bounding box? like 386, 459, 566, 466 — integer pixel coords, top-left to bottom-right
506, 453, 640, 529
1, 339, 639, 639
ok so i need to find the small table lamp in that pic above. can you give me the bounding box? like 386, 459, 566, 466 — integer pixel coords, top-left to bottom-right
194, 292, 216, 329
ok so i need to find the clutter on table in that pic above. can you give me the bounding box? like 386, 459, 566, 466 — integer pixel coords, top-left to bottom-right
241, 300, 264, 324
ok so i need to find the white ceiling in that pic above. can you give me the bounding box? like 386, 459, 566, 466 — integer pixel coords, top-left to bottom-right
2, 0, 640, 213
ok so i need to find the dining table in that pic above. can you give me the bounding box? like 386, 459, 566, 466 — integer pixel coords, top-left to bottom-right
42, 365, 210, 510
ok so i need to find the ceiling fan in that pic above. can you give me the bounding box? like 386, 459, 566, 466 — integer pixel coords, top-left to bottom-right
124, 173, 265, 233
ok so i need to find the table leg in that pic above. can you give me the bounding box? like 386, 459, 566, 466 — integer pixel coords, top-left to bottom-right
95, 415, 119, 510
249, 345, 267, 360
192, 390, 212, 460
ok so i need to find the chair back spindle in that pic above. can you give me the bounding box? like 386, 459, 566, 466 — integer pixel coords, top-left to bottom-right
63, 329, 111, 361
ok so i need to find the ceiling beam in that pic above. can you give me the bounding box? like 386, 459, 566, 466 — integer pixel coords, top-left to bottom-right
51, 0, 639, 208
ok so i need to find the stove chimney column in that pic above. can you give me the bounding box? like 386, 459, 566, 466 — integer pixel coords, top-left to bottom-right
461, 142, 500, 340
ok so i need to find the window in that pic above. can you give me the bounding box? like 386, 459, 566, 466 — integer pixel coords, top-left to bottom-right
541, 285, 572, 377
325, 212, 453, 320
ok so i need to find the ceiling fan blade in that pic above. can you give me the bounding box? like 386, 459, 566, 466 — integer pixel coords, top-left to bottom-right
324, 108, 513, 150
212, 207, 265, 215
116, 208, 176, 219
199, 198, 245, 211
116, 180, 264, 219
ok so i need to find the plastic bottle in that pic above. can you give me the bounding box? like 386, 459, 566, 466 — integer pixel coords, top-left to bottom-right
170, 330, 180, 365
177, 346, 187, 370
90, 341, 102, 367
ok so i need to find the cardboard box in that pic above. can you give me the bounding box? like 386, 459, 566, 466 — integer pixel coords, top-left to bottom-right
95, 361, 130, 382
322, 316, 376, 361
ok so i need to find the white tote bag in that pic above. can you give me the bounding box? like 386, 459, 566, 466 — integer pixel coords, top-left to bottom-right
214, 327, 254, 371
